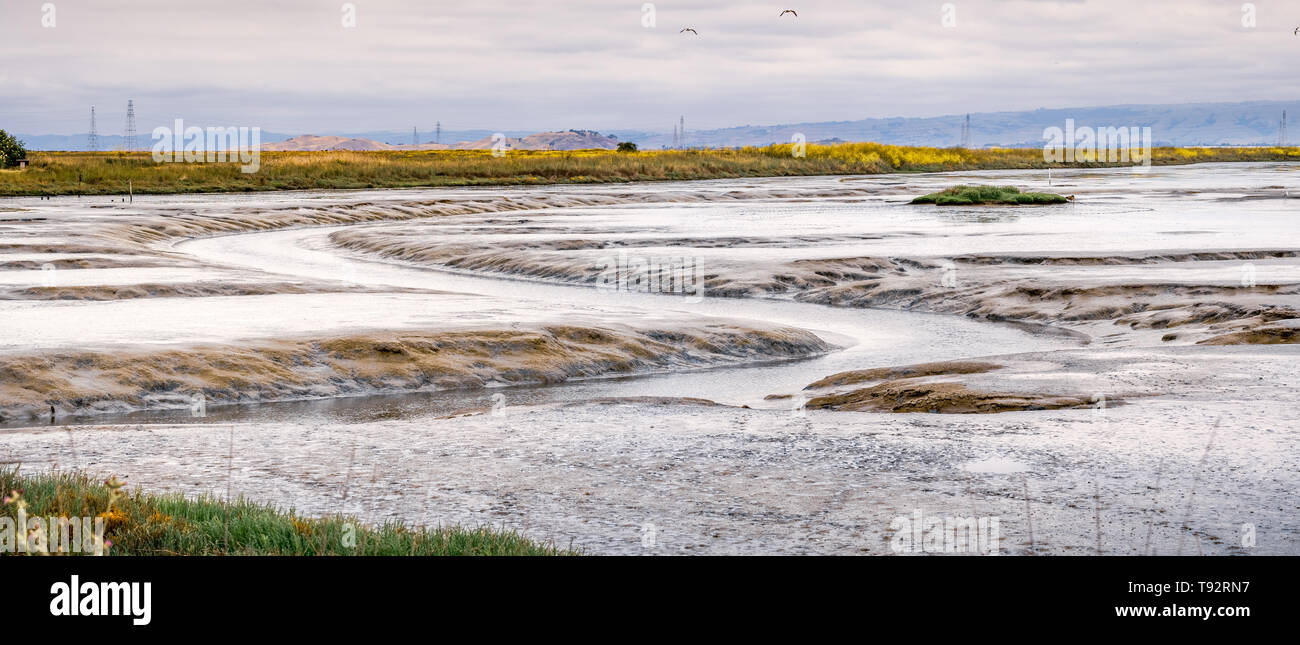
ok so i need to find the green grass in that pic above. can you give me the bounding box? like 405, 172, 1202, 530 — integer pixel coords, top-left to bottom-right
0, 467, 574, 556
911, 185, 1070, 205
2, 143, 1297, 197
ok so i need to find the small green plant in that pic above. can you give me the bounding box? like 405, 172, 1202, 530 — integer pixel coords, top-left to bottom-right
911, 185, 1068, 205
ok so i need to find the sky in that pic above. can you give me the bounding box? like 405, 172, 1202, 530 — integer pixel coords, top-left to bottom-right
2, 0, 1297, 135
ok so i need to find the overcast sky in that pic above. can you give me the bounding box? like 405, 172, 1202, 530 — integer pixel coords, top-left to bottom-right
3, 0, 1297, 135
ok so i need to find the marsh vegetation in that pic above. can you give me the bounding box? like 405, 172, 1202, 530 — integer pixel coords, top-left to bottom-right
911, 185, 1069, 205
1, 467, 572, 555
3, 143, 1296, 196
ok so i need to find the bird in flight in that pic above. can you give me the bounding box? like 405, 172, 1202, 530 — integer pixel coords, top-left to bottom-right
1294, 26, 1298, 35
780, 10, 798, 17
680, 27, 698, 35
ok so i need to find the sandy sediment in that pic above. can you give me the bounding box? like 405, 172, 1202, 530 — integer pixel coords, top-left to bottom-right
0, 322, 829, 422
1197, 322, 1300, 345
790, 342, 1289, 415
806, 380, 1093, 414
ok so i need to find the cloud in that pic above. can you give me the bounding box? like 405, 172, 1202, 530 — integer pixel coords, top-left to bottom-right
2, 0, 1295, 134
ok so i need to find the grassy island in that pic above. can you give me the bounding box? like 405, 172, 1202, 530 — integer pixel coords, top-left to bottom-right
911, 185, 1069, 205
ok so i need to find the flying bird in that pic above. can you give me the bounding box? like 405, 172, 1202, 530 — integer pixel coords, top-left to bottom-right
680, 27, 698, 35
1294, 26, 1298, 35
780, 10, 798, 17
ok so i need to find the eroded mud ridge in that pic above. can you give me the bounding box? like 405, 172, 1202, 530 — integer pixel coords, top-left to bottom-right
0, 181, 894, 304
329, 231, 1300, 348
795, 359, 1101, 414
780, 254, 1300, 347
0, 322, 828, 422
795, 360, 1086, 413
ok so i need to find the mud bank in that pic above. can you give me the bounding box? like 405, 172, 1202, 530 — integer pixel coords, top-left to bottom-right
7, 378, 1297, 554
0, 281, 398, 301
0, 322, 829, 422
787, 344, 1292, 415
798, 360, 1093, 414
329, 227, 1300, 347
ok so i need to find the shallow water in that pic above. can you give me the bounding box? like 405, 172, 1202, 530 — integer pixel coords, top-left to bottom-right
174, 228, 1074, 407
4, 162, 1296, 423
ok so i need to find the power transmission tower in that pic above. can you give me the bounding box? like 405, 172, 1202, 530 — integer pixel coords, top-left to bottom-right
88, 107, 99, 151
412, 126, 419, 146
123, 100, 137, 151
960, 114, 971, 148
435, 121, 441, 145
1280, 110, 1288, 147
679, 115, 686, 149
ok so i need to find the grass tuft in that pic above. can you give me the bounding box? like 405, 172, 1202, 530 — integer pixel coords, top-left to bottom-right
0, 466, 574, 556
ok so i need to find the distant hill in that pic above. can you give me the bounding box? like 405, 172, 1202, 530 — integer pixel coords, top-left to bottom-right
13, 129, 530, 152
451, 130, 619, 151
261, 135, 395, 151
609, 100, 1300, 149
17, 129, 619, 152
263, 130, 619, 152
15, 100, 1299, 151
14, 131, 290, 151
